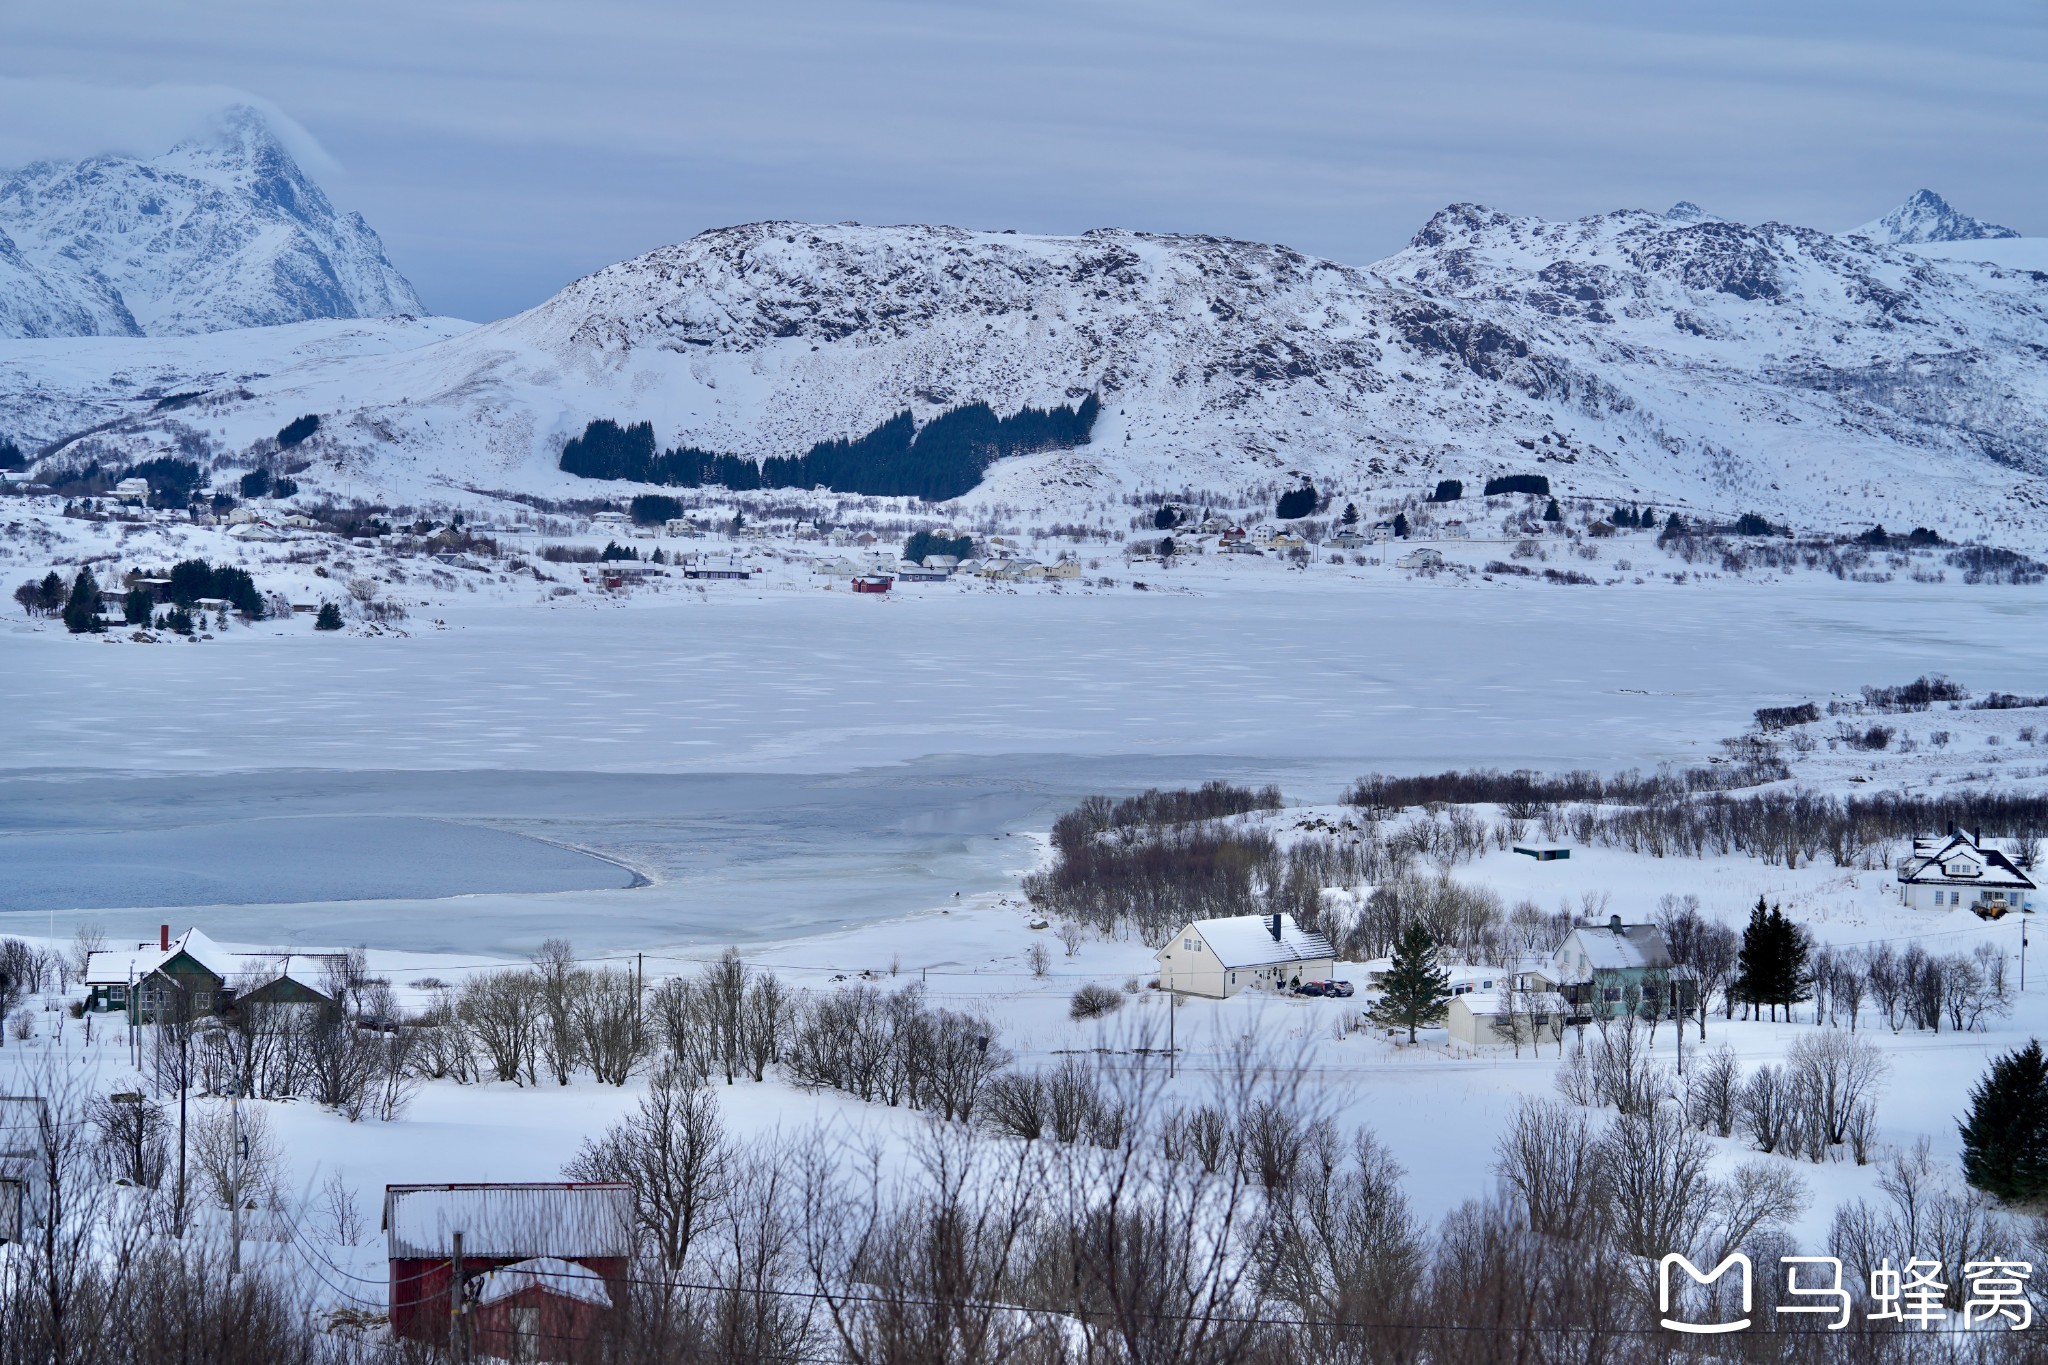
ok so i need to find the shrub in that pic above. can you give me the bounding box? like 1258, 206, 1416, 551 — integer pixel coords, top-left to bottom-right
1755, 702, 1820, 732
1974, 693, 2048, 711
905, 530, 973, 563
1483, 474, 1549, 497
1836, 724, 1894, 751
1861, 676, 1967, 711
630, 493, 683, 525
1069, 983, 1125, 1020
276, 414, 320, 448
541, 544, 600, 564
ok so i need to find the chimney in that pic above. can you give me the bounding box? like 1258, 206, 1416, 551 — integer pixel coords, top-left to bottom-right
1609, 914, 1623, 934
1268, 914, 1283, 943
159, 924, 170, 952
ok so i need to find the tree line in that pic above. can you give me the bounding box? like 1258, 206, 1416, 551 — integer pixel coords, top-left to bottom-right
559, 395, 1100, 501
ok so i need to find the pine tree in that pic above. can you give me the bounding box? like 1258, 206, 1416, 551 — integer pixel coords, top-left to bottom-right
1543, 498, 1562, 523
1153, 505, 1179, 530
1961, 1040, 2048, 1201
1392, 512, 1410, 539
36, 570, 64, 613
1368, 922, 1452, 1042
314, 603, 344, 631
123, 587, 153, 626
1735, 897, 1773, 1020
62, 567, 101, 634
1276, 483, 1318, 520
1342, 502, 1360, 526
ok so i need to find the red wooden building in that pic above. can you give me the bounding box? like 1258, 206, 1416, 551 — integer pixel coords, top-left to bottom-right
851, 574, 892, 593
383, 1182, 635, 1355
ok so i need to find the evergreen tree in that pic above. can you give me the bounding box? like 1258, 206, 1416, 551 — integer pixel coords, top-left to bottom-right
0, 436, 23, 472
62, 567, 102, 634
276, 414, 321, 448
1153, 505, 1179, 531
1663, 512, 1687, 537
1275, 483, 1318, 520
123, 587, 153, 626
314, 603, 344, 631
1734, 896, 1810, 1021
1159, 536, 1177, 559
36, 571, 65, 613
651, 548, 666, 564
1368, 922, 1452, 1042
1543, 498, 1562, 523
1961, 1040, 2048, 1202
1429, 480, 1462, 504
240, 468, 272, 499
1342, 502, 1360, 526
1392, 512, 1410, 538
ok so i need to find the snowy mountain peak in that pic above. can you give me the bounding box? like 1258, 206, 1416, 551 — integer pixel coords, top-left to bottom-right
0, 104, 424, 338
1664, 201, 1718, 223
1851, 189, 2019, 245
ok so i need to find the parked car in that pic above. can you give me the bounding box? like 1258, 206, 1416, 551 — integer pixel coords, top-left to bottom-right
1323, 980, 1355, 998
1291, 981, 1328, 997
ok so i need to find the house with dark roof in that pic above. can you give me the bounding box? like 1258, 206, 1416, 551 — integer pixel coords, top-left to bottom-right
1156, 913, 1336, 998
83, 926, 234, 1024
1550, 916, 1696, 1023
1897, 829, 2037, 915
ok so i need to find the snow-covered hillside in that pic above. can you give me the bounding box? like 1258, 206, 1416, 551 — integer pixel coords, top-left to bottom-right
15, 196, 2048, 541
0, 106, 423, 338
1850, 188, 2018, 244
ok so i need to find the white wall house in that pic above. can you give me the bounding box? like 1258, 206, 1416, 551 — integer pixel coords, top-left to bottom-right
1156, 913, 1336, 999
1897, 830, 2037, 912
1446, 988, 1569, 1049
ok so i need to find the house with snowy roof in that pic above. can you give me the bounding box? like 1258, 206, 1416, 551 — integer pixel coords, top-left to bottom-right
1156, 913, 1336, 998
384, 1182, 635, 1350
84, 926, 235, 1023
1896, 829, 2037, 914
1550, 916, 1695, 1023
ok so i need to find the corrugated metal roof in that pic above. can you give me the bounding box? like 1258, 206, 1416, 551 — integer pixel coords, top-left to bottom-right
383, 1184, 635, 1260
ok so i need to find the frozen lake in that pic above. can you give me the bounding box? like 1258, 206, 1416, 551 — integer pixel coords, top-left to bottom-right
5, 577, 2044, 776
4, 577, 2044, 952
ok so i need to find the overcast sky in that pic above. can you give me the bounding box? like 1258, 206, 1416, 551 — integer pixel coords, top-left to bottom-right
3, 0, 2043, 321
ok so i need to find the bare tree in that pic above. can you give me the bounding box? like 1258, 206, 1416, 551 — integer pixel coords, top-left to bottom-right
532, 937, 585, 1085
565, 1070, 732, 1271
1684, 1044, 1742, 1138
1494, 1099, 1606, 1241
459, 969, 542, 1085
189, 1102, 280, 1214
571, 966, 647, 1086
1786, 1030, 1888, 1155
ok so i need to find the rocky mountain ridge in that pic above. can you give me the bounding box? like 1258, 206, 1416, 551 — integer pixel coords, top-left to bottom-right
12, 194, 2047, 543
0, 106, 422, 339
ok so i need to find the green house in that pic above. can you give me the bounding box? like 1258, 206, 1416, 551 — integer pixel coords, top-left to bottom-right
83, 927, 232, 1024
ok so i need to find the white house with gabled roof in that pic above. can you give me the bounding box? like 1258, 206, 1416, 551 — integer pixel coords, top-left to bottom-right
1897, 829, 2036, 913
1156, 913, 1336, 998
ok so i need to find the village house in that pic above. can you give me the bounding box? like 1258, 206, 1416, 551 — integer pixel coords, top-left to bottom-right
682, 560, 750, 580
0, 1096, 47, 1244
384, 1182, 635, 1352
111, 476, 151, 504
1156, 913, 1336, 999
1396, 548, 1445, 570
1897, 828, 2037, 914
83, 929, 341, 1022
1446, 985, 1570, 1050
84, 927, 232, 1023
921, 554, 960, 571
1550, 916, 1696, 1023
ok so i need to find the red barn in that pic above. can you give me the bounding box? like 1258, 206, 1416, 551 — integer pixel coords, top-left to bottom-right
851, 574, 892, 593
383, 1182, 635, 1353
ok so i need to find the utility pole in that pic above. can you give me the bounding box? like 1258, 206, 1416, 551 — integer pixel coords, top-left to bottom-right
451, 1230, 470, 1362
2023, 919, 2030, 992
228, 1084, 244, 1276
175, 983, 189, 1239
1167, 990, 1176, 1080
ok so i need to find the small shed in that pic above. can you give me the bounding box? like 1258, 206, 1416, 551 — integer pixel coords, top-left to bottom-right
384, 1182, 634, 1349
471, 1257, 614, 1362
851, 574, 892, 593
1513, 845, 1570, 862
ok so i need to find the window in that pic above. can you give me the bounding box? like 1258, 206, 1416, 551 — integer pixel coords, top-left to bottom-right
1603, 987, 1621, 1004
194, 992, 211, 1011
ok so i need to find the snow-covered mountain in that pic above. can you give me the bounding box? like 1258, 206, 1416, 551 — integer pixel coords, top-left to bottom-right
0, 106, 422, 339
15, 200, 2048, 541
1851, 189, 2018, 245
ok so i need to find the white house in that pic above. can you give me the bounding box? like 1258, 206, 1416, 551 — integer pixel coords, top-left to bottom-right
1446, 988, 1569, 1049
1897, 829, 2037, 913
1396, 548, 1444, 570
1156, 913, 1336, 999
112, 476, 152, 504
